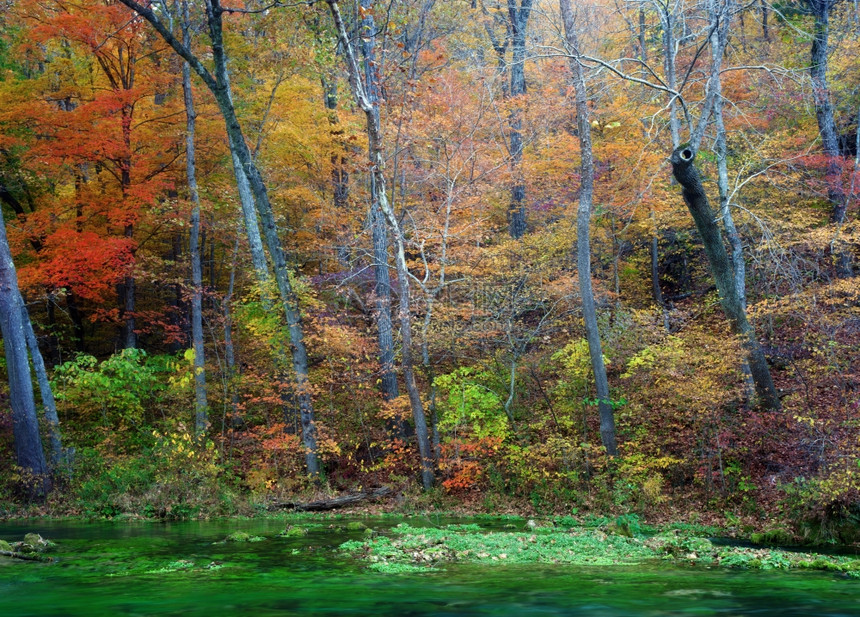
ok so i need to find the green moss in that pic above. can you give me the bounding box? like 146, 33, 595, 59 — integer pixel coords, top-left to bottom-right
346, 522, 368, 531
341, 523, 657, 570
225, 531, 264, 543
280, 526, 308, 537
146, 559, 196, 574
368, 561, 431, 573
0, 539, 11, 552
340, 521, 860, 576
750, 528, 795, 545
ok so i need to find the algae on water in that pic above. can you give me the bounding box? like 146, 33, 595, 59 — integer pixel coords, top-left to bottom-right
340, 523, 860, 576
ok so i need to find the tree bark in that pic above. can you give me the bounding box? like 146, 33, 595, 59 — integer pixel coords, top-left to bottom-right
805, 0, 848, 225
507, 0, 532, 239
0, 207, 50, 498
360, 0, 400, 407
561, 0, 618, 455
708, 0, 755, 398
659, 0, 682, 149
670, 146, 781, 411
223, 233, 240, 419
21, 307, 63, 469
182, 1, 208, 436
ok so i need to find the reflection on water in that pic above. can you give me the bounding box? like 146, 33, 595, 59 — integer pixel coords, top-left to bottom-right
1, 518, 858, 617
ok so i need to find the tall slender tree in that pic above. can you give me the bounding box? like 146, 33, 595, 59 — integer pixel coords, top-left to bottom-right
507, 0, 533, 239
359, 0, 400, 408
180, 0, 208, 436
560, 0, 618, 455
803, 0, 848, 225
0, 206, 50, 498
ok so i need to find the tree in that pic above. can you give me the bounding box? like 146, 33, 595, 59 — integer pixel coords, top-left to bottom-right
0, 205, 50, 498
803, 0, 848, 225
506, 0, 533, 240
359, 0, 400, 410
801, 0, 852, 277
560, 0, 618, 455
670, 146, 781, 411
179, 0, 208, 435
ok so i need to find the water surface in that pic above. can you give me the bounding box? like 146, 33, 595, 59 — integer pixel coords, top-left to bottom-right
1, 518, 857, 616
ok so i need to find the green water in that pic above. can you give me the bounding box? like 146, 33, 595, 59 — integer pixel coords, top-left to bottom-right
1, 518, 858, 616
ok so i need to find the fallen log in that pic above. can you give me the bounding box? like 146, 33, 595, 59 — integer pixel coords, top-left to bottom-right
271, 486, 392, 511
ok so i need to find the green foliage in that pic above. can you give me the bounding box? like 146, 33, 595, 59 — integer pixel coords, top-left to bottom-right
52, 350, 187, 434
551, 339, 609, 407
73, 447, 156, 517
435, 367, 507, 439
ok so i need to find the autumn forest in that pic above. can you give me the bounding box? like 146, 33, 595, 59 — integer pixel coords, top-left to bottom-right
0, 0, 858, 539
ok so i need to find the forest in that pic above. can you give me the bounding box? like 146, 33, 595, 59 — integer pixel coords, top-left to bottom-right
0, 0, 858, 545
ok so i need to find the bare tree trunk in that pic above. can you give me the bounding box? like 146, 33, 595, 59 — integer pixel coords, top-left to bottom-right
561, 0, 618, 455
639, 6, 670, 329
805, 0, 847, 224
328, 0, 434, 489
182, 2, 208, 436
322, 77, 350, 210
224, 234, 240, 418
21, 307, 62, 469
507, 0, 533, 239
671, 147, 780, 411
120, 233, 136, 349
658, 0, 681, 149
708, 0, 755, 398
803, 0, 851, 276
0, 207, 50, 498
359, 0, 400, 408
120, 97, 136, 350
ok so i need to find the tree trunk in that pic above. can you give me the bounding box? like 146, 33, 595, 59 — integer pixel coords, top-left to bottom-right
660, 1, 681, 149
670, 147, 781, 411
360, 0, 400, 407
328, 0, 434, 489
561, 0, 618, 455
22, 307, 63, 469
0, 207, 50, 498
322, 77, 350, 211
806, 0, 848, 225
182, 3, 208, 436
224, 234, 240, 418
66, 291, 85, 352
805, 0, 851, 276
708, 0, 756, 398
120, 232, 136, 350
640, 6, 670, 330
120, 96, 136, 350
507, 0, 533, 239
